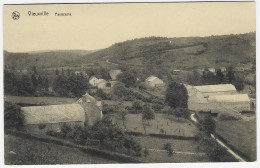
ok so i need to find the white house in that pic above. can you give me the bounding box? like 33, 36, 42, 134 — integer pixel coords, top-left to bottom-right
109, 70, 122, 80
145, 76, 164, 88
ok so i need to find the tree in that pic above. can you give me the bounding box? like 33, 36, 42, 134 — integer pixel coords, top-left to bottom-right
172, 108, 190, 120
117, 71, 136, 87
113, 83, 129, 99
141, 105, 155, 134
165, 81, 188, 108
209, 145, 227, 161
233, 76, 245, 92
164, 143, 174, 157
201, 115, 216, 135
19, 74, 34, 95
121, 110, 128, 130
31, 74, 38, 91
187, 70, 202, 85
55, 69, 60, 76
216, 69, 225, 83
142, 105, 155, 121
201, 71, 219, 85
4, 102, 24, 130
132, 101, 143, 114
226, 66, 235, 83
143, 148, 149, 158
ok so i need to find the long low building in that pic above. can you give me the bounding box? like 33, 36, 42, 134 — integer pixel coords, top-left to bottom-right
21, 93, 102, 134
185, 84, 250, 114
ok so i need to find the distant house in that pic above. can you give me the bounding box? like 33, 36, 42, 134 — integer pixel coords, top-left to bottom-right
89, 76, 115, 92
145, 76, 164, 88
89, 76, 107, 87
219, 67, 227, 72
74, 70, 88, 78
109, 70, 122, 80
185, 84, 250, 114
21, 93, 102, 134
208, 68, 216, 73
172, 70, 181, 74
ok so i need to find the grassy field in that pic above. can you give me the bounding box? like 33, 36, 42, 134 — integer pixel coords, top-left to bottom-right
216, 119, 256, 161
133, 136, 210, 163
4, 96, 77, 106
110, 113, 198, 137
5, 134, 118, 165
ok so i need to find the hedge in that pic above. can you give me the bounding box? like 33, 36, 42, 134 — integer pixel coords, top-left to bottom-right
5, 129, 143, 163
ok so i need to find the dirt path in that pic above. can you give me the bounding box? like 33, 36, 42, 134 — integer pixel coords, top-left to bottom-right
147, 148, 207, 156
190, 113, 246, 162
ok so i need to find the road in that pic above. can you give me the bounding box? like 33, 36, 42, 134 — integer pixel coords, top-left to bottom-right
190, 113, 246, 162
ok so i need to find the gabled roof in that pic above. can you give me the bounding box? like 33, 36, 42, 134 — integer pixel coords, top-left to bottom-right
146, 76, 163, 82
194, 84, 236, 93
109, 70, 122, 80
21, 104, 85, 125
208, 94, 250, 102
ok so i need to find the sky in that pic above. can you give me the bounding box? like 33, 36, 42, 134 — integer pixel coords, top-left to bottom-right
3, 2, 256, 52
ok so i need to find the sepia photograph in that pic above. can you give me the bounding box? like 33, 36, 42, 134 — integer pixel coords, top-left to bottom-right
2, 1, 257, 166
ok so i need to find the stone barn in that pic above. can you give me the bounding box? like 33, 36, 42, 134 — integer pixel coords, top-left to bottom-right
21, 104, 85, 134
21, 93, 102, 135
185, 84, 250, 114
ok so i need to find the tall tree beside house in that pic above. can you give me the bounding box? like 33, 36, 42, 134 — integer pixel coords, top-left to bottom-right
165, 81, 188, 108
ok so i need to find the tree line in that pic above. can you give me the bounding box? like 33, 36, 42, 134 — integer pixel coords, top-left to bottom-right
187, 67, 245, 92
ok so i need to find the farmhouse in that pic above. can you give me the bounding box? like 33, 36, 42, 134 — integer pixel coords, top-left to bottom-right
145, 76, 165, 88
109, 70, 122, 80
21, 93, 102, 134
89, 76, 116, 92
185, 84, 250, 114
89, 76, 106, 87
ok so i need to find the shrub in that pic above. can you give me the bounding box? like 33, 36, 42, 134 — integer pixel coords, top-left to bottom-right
96, 89, 111, 100
38, 124, 46, 130
132, 101, 143, 114
60, 123, 72, 137
152, 103, 164, 112
163, 143, 174, 157
90, 118, 142, 156
218, 113, 242, 121
72, 125, 86, 144
143, 148, 149, 158
46, 130, 61, 137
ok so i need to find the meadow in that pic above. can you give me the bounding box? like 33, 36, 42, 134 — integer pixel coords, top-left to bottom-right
110, 113, 198, 137
216, 119, 256, 161
5, 134, 118, 165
